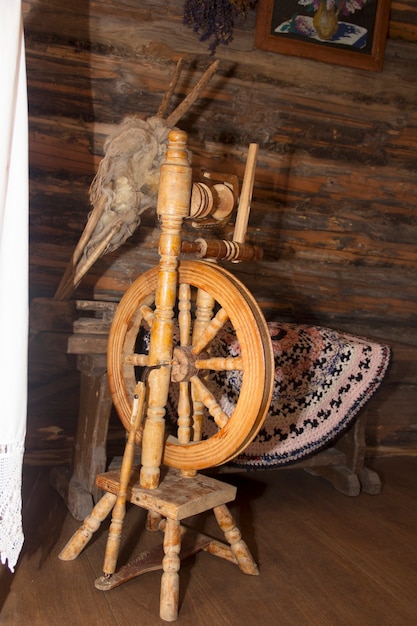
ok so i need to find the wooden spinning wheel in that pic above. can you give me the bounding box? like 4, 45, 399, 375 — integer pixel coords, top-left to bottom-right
107, 259, 274, 471
105, 126, 274, 483
59, 128, 274, 622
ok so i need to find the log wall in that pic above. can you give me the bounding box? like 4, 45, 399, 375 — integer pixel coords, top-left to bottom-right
24, 0, 417, 463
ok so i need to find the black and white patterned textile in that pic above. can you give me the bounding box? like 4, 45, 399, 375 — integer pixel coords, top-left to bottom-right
166, 322, 390, 468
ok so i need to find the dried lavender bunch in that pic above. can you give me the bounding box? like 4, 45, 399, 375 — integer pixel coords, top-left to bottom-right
183, 0, 256, 54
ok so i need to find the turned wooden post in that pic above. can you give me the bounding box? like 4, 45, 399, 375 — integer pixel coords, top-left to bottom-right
177, 282, 192, 444
160, 518, 182, 622
58, 492, 116, 561
213, 504, 259, 576
139, 129, 192, 490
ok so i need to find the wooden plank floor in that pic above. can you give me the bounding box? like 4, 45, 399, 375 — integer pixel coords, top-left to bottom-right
1, 457, 416, 625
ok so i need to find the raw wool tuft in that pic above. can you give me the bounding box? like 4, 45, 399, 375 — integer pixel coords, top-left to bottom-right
86, 116, 170, 259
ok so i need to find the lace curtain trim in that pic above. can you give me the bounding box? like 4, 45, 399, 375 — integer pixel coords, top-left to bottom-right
0, 441, 24, 572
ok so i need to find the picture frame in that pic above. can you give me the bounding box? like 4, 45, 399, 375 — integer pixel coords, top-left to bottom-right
255, 0, 391, 71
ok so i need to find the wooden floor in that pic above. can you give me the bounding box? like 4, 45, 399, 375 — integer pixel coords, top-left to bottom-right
1, 457, 416, 625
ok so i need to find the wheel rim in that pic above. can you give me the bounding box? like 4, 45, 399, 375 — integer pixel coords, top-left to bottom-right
107, 260, 274, 470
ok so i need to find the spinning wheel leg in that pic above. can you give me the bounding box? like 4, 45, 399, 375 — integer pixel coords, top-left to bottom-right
58, 491, 116, 561
160, 518, 181, 622
147, 509, 164, 531
213, 504, 259, 576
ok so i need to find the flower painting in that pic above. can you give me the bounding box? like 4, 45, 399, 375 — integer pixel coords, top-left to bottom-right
255, 0, 391, 70
275, 0, 374, 50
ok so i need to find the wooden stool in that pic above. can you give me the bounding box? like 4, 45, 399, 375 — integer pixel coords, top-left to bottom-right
59, 467, 258, 622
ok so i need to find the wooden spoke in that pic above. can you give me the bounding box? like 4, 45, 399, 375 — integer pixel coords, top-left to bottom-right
124, 353, 149, 367
177, 381, 192, 444
195, 356, 243, 371
191, 308, 229, 356
190, 287, 215, 443
191, 382, 204, 443
139, 304, 155, 328
107, 260, 274, 470
190, 375, 229, 429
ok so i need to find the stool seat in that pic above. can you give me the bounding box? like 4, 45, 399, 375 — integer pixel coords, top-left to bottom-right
95, 467, 237, 520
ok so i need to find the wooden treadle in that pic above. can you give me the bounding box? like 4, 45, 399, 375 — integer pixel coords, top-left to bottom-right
94, 528, 224, 591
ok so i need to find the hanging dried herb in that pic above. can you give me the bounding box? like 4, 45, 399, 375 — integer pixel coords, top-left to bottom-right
183, 0, 257, 54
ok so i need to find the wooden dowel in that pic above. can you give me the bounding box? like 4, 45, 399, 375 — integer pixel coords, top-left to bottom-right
54, 193, 107, 300
157, 58, 184, 118
55, 220, 122, 301
181, 238, 263, 262
102, 381, 146, 576
72, 221, 122, 285
233, 143, 259, 244
165, 61, 219, 128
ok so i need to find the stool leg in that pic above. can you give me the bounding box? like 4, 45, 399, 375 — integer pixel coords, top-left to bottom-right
146, 510, 163, 531
160, 518, 181, 622
213, 504, 259, 576
58, 492, 117, 561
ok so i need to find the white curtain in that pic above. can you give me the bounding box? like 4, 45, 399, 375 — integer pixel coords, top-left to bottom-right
0, 2, 28, 572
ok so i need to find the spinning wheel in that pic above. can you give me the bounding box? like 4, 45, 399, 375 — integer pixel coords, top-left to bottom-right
108, 260, 274, 470
60, 128, 273, 622
99, 127, 275, 492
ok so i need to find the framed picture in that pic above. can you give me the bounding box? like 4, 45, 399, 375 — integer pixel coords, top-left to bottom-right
255, 0, 391, 71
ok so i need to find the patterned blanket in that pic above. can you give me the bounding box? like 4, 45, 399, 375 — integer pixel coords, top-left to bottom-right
167, 323, 390, 469
220, 323, 389, 468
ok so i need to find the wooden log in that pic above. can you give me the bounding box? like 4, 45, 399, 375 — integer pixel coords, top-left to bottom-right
389, 0, 417, 40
